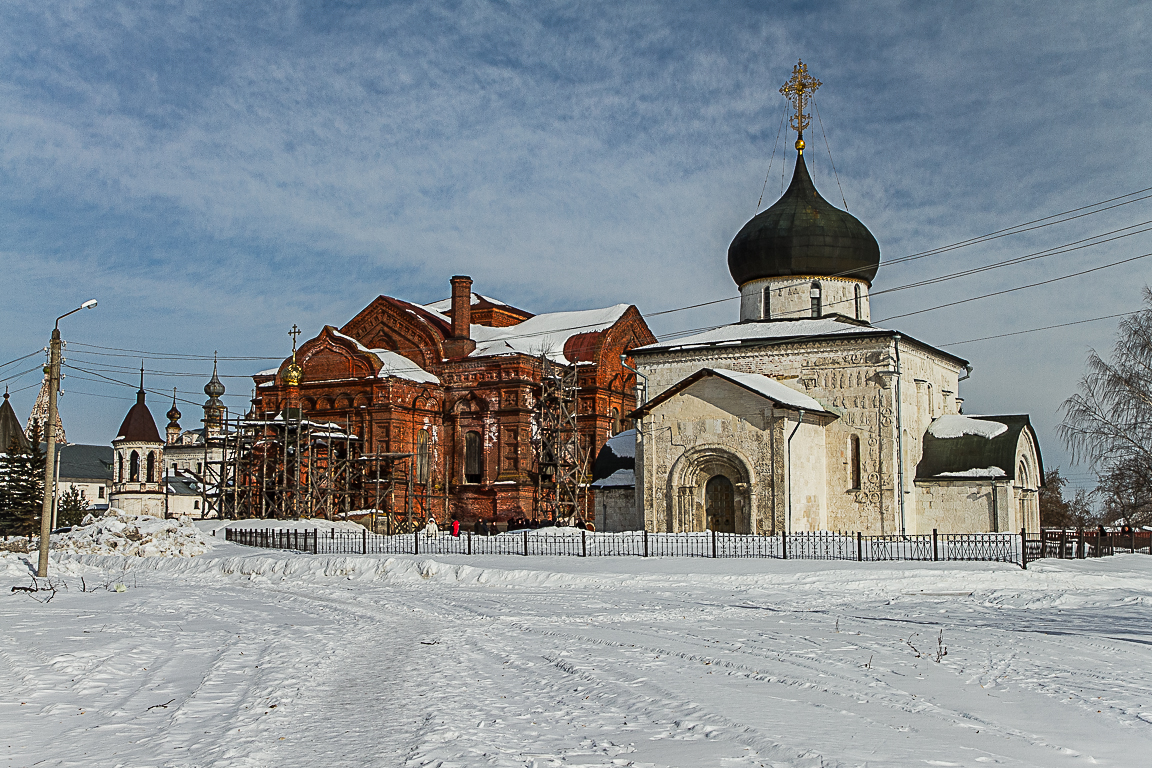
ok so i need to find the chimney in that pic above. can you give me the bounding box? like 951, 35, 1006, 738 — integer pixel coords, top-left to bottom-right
443, 275, 477, 358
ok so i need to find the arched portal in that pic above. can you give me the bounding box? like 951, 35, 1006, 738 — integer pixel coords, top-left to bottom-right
705, 475, 735, 532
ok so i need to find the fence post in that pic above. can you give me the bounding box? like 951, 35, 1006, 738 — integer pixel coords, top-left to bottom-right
932, 529, 939, 562
711, 528, 717, 558
362, 527, 367, 555
781, 530, 788, 560
467, 531, 472, 556
857, 531, 863, 562
581, 529, 587, 558
643, 529, 649, 558
1131, 528, 1136, 554
523, 530, 528, 557
413, 528, 419, 556
1020, 527, 1028, 570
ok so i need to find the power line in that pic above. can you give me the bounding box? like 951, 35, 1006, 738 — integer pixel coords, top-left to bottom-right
938, 310, 1139, 348
874, 252, 1152, 323
68, 342, 281, 361
0, 350, 44, 371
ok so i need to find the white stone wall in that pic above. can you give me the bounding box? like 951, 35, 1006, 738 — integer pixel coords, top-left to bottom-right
635, 333, 970, 534
108, 492, 168, 518
594, 487, 640, 532
739, 277, 870, 323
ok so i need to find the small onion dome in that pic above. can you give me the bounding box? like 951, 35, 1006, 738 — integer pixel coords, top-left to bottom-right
204, 365, 225, 400
728, 152, 880, 287
283, 362, 303, 387
166, 402, 181, 427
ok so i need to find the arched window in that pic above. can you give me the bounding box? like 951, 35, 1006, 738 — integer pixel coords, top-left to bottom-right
146, 452, 156, 483
610, 407, 621, 436
854, 284, 862, 320
129, 451, 140, 482
117, 453, 124, 483
416, 429, 431, 484
810, 282, 822, 318
464, 430, 482, 484
761, 286, 772, 320
849, 434, 861, 490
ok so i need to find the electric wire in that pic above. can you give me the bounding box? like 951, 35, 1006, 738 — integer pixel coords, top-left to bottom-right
938, 310, 1140, 347
0, 350, 44, 371
757, 105, 788, 209
812, 97, 848, 211
874, 252, 1152, 323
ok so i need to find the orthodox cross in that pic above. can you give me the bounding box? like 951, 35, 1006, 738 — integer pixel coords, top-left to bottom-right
289, 324, 301, 355
780, 60, 821, 149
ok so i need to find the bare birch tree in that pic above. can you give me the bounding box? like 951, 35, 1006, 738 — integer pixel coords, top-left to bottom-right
1059, 287, 1152, 525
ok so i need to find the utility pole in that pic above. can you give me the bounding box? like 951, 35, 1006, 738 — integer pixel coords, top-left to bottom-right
37, 299, 97, 578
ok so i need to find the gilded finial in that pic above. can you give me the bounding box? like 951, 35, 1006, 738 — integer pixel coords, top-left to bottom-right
780, 59, 821, 153
284, 324, 303, 387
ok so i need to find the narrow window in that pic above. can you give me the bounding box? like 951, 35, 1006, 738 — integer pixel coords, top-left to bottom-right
810, 282, 822, 318
849, 434, 861, 490
761, 286, 772, 320
146, 452, 156, 483
129, 451, 140, 482
610, 407, 621, 436
464, 430, 482, 484
117, 454, 124, 483
854, 284, 862, 320
194, 500, 200, 510
197, 462, 202, 475
98, 486, 105, 499
416, 429, 431, 483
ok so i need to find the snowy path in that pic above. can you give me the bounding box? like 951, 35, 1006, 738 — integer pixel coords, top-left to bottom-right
2, 546, 1151, 767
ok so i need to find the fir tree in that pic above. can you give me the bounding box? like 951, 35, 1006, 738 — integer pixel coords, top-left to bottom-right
0, 420, 46, 536
57, 486, 88, 528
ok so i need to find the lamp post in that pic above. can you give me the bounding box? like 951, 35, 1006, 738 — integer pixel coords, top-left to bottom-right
37, 299, 97, 578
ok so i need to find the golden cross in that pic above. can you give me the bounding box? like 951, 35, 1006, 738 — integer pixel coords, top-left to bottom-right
780, 59, 821, 146
289, 324, 301, 353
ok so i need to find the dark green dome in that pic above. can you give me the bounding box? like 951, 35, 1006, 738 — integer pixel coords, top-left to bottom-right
728, 152, 880, 286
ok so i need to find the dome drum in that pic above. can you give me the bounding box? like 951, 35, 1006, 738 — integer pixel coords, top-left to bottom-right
740, 276, 870, 323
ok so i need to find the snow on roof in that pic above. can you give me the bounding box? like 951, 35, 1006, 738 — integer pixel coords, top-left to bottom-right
419, 302, 630, 364
934, 467, 1007, 478
330, 330, 440, 384
638, 318, 879, 352
709, 369, 828, 412
927, 415, 1008, 440
255, 368, 279, 377
604, 428, 636, 459
426, 293, 510, 311
590, 468, 635, 488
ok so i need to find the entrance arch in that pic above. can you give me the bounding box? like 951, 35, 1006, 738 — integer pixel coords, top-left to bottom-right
705, 475, 735, 532
667, 445, 758, 533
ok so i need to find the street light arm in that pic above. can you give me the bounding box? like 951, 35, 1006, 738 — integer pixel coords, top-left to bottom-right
55, 299, 98, 329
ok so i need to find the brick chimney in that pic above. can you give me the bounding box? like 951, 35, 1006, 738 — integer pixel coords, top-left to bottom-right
442, 275, 476, 358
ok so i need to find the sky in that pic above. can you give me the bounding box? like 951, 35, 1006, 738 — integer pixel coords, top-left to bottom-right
1, 1, 1150, 492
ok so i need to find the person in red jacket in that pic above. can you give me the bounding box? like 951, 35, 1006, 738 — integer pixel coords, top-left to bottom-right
451, 518, 461, 537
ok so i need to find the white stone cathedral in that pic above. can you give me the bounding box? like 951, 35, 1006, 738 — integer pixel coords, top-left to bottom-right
626, 64, 1042, 536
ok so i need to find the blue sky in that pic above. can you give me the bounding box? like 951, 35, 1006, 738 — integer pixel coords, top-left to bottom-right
1, 1, 1149, 490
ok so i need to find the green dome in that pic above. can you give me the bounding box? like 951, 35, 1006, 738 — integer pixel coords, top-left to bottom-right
728, 152, 880, 286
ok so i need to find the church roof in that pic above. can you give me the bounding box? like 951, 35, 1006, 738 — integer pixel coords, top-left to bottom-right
115, 389, 162, 444
591, 428, 636, 481
916, 415, 1043, 483
56, 444, 113, 481
0, 392, 30, 454
632, 317, 970, 368
630, 367, 832, 419
728, 152, 881, 287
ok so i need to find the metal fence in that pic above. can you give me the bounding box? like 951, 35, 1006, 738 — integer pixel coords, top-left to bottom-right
1028, 528, 1152, 561
226, 526, 1038, 566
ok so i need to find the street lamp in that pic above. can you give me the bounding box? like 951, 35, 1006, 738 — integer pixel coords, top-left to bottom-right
36, 299, 98, 578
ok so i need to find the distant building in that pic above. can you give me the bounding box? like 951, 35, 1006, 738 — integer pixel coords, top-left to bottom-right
55, 444, 113, 511
109, 372, 167, 517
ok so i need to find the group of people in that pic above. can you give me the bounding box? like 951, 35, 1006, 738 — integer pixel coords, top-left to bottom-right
419, 515, 596, 537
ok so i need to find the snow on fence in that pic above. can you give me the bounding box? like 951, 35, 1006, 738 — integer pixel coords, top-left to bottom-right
225, 527, 1047, 567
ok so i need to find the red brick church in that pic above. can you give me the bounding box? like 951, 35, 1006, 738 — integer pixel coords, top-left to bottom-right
250, 276, 655, 525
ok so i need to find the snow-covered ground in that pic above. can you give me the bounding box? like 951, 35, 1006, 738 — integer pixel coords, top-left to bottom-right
2, 541, 1150, 767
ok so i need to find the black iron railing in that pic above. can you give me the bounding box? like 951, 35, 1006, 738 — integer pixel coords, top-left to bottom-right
224, 526, 1085, 567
